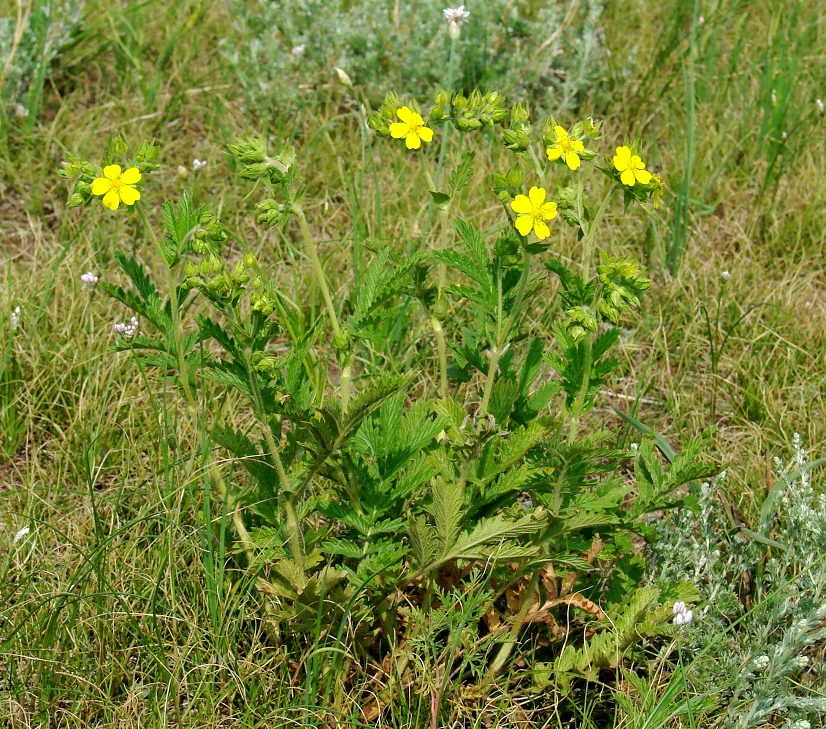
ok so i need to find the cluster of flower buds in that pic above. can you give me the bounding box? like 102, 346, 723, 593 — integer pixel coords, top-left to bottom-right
563, 306, 598, 342
672, 601, 693, 626
501, 102, 532, 152
432, 89, 508, 131
596, 254, 652, 324
190, 211, 229, 255
227, 136, 296, 185
114, 317, 139, 340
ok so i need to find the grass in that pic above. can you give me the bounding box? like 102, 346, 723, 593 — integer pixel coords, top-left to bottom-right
1, 0, 825, 725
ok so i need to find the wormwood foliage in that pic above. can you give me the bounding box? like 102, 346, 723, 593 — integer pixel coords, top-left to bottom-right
60, 90, 710, 703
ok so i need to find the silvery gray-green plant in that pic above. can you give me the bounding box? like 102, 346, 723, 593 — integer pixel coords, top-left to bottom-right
650, 434, 826, 729
220, 0, 604, 120
0, 0, 85, 128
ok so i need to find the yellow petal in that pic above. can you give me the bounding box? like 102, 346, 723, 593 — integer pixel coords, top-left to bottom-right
546, 145, 563, 161
118, 185, 141, 205
510, 194, 532, 214
528, 186, 546, 206
396, 106, 413, 123
533, 219, 551, 240
406, 132, 421, 150
541, 201, 558, 219
554, 125, 568, 141
120, 167, 142, 185
389, 122, 408, 139
613, 146, 631, 171
620, 169, 636, 186
635, 169, 652, 184
571, 140, 585, 152
91, 177, 111, 196
514, 214, 534, 236
102, 189, 121, 210
103, 164, 122, 180
417, 126, 434, 142
565, 151, 581, 171
410, 112, 425, 127
630, 155, 644, 170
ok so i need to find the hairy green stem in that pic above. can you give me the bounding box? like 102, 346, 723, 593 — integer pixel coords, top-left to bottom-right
292, 205, 342, 339
429, 316, 448, 398
582, 187, 614, 282
293, 204, 350, 412
568, 333, 593, 441
245, 344, 303, 570
137, 202, 196, 412
484, 569, 541, 683
479, 250, 532, 416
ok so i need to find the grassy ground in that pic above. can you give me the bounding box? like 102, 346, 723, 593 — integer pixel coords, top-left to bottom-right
1, 0, 825, 725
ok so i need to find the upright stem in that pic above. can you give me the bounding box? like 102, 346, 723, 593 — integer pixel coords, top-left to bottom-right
479, 251, 532, 416
429, 316, 448, 398
246, 344, 303, 571
582, 188, 614, 282
293, 205, 342, 339
568, 334, 593, 441
293, 204, 350, 413
137, 203, 196, 412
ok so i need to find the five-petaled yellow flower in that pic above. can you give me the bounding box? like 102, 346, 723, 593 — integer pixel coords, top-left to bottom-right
389, 106, 434, 150
92, 165, 142, 210
546, 126, 585, 170
510, 186, 558, 240
613, 146, 652, 187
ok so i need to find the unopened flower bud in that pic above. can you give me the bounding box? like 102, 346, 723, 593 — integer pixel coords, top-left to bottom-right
335, 67, 353, 89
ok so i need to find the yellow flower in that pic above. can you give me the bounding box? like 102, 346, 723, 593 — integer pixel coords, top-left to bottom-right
510, 186, 558, 240
389, 106, 434, 150
613, 146, 652, 187
546, 126, 585, 170
91, 165, 142, 210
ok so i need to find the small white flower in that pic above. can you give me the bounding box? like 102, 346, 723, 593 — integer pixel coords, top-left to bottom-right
721, 270, 730, 281
114, 317, 139, 340
290, 44, 305, 57
697, 15, 705, 25
13, 525, 30, 544
672, 601, 693, 626
177, 165, 189, 179
817, 98, 824, 114
11, 103, 29, 118
192, 158, 207, 171
443, 5, 470, 40
80, 271, 99, 288
771, 89, 777, 105
10, 305, 21, 329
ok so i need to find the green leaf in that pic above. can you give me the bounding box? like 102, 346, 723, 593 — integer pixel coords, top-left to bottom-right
429, 190, 451, 206
429, 477, 464, 551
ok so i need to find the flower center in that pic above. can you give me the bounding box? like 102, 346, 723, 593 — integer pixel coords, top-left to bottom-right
110, 178, 124, 190
407, 119, 421, 133
532, 204, 545, 219
559, 138, 573, 153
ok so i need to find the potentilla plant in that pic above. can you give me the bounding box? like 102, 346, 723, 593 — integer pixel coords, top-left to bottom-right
60, 91, 708, 705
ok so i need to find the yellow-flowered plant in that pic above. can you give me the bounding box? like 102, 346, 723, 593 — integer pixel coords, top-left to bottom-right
92, 165, 142, 210
510, 186, 558, 240
546, 125, 586, 170
613, 146, 652, 186
389, 105, 434, 149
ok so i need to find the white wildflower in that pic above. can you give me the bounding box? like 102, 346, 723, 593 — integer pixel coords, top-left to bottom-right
13, 525, 30, 544
114, 317, 139, 340
80, 271, 99, 288
816, 98, 824, 114
290, 44, 305, 58
192, 159, 207, 171
721, 270, 730, 281
771, 89, 777, 105
12, 103, 29, 118
11, 305, 21, 329
443, 5, 470, 40
673, 601, 693, 626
